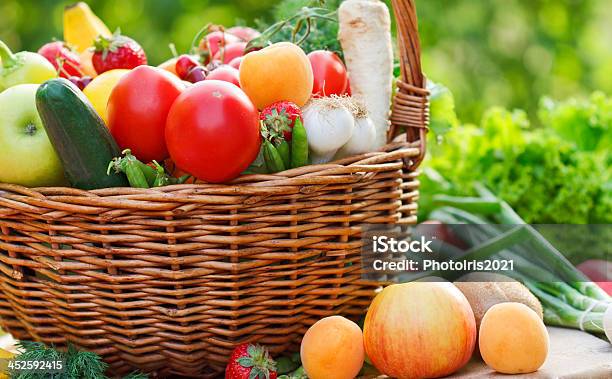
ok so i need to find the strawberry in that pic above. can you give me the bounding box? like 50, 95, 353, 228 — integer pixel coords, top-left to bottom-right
92, 30, 147, 74
225, 344, 277, 379
260, 101, 303, 142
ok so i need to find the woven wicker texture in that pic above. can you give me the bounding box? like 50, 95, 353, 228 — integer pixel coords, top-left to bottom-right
0, 1, 428, 377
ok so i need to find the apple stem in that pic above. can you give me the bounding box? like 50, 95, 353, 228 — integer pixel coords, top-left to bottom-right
0, 40, 17, 67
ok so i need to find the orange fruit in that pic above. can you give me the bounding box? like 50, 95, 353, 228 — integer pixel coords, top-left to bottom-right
300, 316, 364, 379
239, 42, 313, 109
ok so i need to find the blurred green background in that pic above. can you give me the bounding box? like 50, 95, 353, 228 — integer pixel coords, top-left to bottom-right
1, 0, 611, 123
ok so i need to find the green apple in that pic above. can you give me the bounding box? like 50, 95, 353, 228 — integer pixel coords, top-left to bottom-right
0, 84, 65, 187
0, 41, 57, 92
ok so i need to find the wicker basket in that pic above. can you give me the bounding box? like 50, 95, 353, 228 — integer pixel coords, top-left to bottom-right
0, 1, 427, 377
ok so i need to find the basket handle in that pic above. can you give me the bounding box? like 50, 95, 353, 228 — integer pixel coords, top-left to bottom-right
387, 0, 429, 169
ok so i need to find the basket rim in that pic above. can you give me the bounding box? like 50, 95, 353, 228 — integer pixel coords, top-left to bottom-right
0, 139, 419, 194
0, 139, 420, 217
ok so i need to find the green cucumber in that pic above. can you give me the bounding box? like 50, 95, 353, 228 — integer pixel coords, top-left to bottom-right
36, 78, 128, 189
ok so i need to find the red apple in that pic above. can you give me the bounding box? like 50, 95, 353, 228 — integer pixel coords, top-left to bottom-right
364, 282, 476, 378
38, 41, 82, 78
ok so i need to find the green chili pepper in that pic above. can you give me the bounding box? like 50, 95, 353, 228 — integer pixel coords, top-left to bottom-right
167, 174, 192, 185
107, 158, 122, 176
124, 157, 150, 188
176, 174, 191, 184
276, 139, 291, 168
138, 161, 157, 187
108, 150, 170, 188
109, 151, 192, 187
290, 118, 309, 168
263, 140, 286, 173
150, 160, 170, 187
153, 176, 168, 187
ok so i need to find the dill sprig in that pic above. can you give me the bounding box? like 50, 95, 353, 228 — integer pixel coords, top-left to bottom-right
10, 341, 147, 379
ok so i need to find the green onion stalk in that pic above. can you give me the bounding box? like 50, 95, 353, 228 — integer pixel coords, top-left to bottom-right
425, 185, 611, 337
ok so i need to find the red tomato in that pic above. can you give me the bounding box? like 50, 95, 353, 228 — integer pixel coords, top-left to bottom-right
206, 65, 240, 87
307, 50, 348, 97
165, 80, 261, 183
228, 56, 243, 70
107, 66, 183, 162
345, 79, 352, 96
214, 42, 247, 64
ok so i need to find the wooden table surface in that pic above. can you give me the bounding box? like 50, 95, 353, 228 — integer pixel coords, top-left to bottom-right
454, 327, 611, 378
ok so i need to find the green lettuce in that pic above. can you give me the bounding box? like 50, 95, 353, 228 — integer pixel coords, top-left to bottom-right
422, 93, 611, 224
539, 92, 612, 152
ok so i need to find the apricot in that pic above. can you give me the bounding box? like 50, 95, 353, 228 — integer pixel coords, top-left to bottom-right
300, 315, 364, 379
479, 302, 549, 374
239, 42, 313, 109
